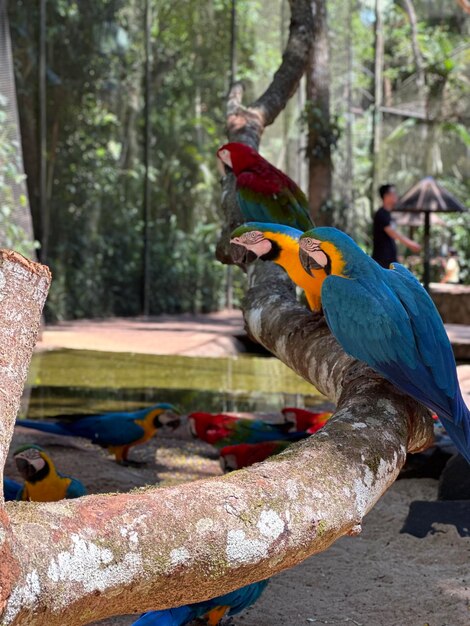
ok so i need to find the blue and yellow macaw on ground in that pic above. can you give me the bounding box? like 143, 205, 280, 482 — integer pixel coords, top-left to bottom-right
16, 403, 181, 465
230, 222, 324, 311
132, 579, 269, 626
13, 444, 87, 501
297, 226, 470, 464
3, 477, 21, 501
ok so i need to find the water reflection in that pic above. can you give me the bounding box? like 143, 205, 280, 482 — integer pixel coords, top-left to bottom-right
25, 349, 330, 418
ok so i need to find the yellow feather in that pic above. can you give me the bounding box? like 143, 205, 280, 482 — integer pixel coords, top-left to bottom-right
264, 231, 325, 311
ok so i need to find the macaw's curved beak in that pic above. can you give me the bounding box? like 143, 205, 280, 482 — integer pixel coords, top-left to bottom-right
15, 454, 46, 480
229, 242, 258, 265
299, 248, 324, 275
160, 411, 181, 430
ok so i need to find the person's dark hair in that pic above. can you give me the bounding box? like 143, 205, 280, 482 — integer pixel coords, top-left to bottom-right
379, 184, 395, 199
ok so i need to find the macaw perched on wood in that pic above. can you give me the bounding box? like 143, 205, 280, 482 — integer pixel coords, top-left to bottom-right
132, 579, 269, 626
230, 222, 324, 311
14, 444, 86, 501
16, 403, 181, 465
298, 226, 470, 464
217, 142, 314, 232
188, 411, 306, 449
219, 440, 292, 472
3, 477, 21, 501
281, 407, 332, 434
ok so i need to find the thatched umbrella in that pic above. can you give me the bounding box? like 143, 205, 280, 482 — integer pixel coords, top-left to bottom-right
395, 176, 467, 290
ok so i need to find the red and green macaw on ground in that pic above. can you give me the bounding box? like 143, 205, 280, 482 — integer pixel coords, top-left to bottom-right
219, 440, 293, 472
281, 407, 332, 434
188, 411, 307, 449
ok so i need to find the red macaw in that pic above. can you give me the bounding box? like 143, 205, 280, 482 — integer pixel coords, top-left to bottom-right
217, 142, 314, 232
219, 441, 292, 472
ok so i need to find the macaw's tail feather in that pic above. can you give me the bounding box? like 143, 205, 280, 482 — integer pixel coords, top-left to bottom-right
440, 394, 470, 464
132, 606, 195, 626
15, 419, 72, 437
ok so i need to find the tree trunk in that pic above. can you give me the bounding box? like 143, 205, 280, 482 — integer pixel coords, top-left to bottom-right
306, 0, 333, 225
369, 0, 384, 217
402, 0, 425, 96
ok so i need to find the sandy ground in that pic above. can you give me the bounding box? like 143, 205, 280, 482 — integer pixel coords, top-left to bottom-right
36, 311, 246, 358
36, 311, 470, 360
7, 426, 470, 626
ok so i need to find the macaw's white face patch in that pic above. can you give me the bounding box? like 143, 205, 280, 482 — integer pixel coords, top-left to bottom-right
217, 148, 232, 168
230, 231, 272, 258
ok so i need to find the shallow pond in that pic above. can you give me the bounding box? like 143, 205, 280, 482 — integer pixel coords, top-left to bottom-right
24, 349, 330, 418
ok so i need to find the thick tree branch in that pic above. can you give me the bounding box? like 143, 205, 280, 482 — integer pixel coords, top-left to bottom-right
0, 261, 433, 625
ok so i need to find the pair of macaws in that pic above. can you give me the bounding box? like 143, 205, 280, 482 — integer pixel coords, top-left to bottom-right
16, 403, 181, 465
3, 444, 86, 501
217, 142, 470, 465
132, 579, 269, 626
189, 408, 331, 471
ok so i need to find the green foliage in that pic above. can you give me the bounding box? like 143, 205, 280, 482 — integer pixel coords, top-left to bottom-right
0, 95, 38, 257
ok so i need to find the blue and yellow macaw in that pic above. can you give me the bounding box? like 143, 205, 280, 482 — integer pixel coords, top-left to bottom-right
14, 444, 87, 501
217, 142, 313, 232
230, 222, 324, 311
298, 226, 470, 464
132, 579, 269, 626
3, 477, 21, 501
16, 403, 181, 465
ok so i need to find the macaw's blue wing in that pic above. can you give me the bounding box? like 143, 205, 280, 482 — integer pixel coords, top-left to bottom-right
3, 478, 21, 501
132, 606, 195, 626
237, 180, 313, 232
64, 476, 87, 498
16, 415, 146, 447
132, 580, 269, 625
224, 579, 270, 615
64, 414, 146, 447
321, 272, 470, 463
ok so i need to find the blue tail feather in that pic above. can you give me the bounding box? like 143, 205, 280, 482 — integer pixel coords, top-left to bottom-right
16, 418, 73, 437
132, 606, 196, 625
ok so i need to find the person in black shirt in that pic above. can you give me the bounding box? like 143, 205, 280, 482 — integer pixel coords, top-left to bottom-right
372, 183, 421, 268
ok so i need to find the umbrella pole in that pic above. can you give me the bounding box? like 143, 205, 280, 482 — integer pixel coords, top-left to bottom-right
423, 210, 430, 291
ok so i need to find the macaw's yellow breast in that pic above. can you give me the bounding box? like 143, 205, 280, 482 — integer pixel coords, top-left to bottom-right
134, 409, 162, 444
23, 474, 72, 502
268, 232, 324, 312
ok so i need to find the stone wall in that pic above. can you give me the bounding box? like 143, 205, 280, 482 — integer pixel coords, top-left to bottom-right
431, 283, 470, 325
